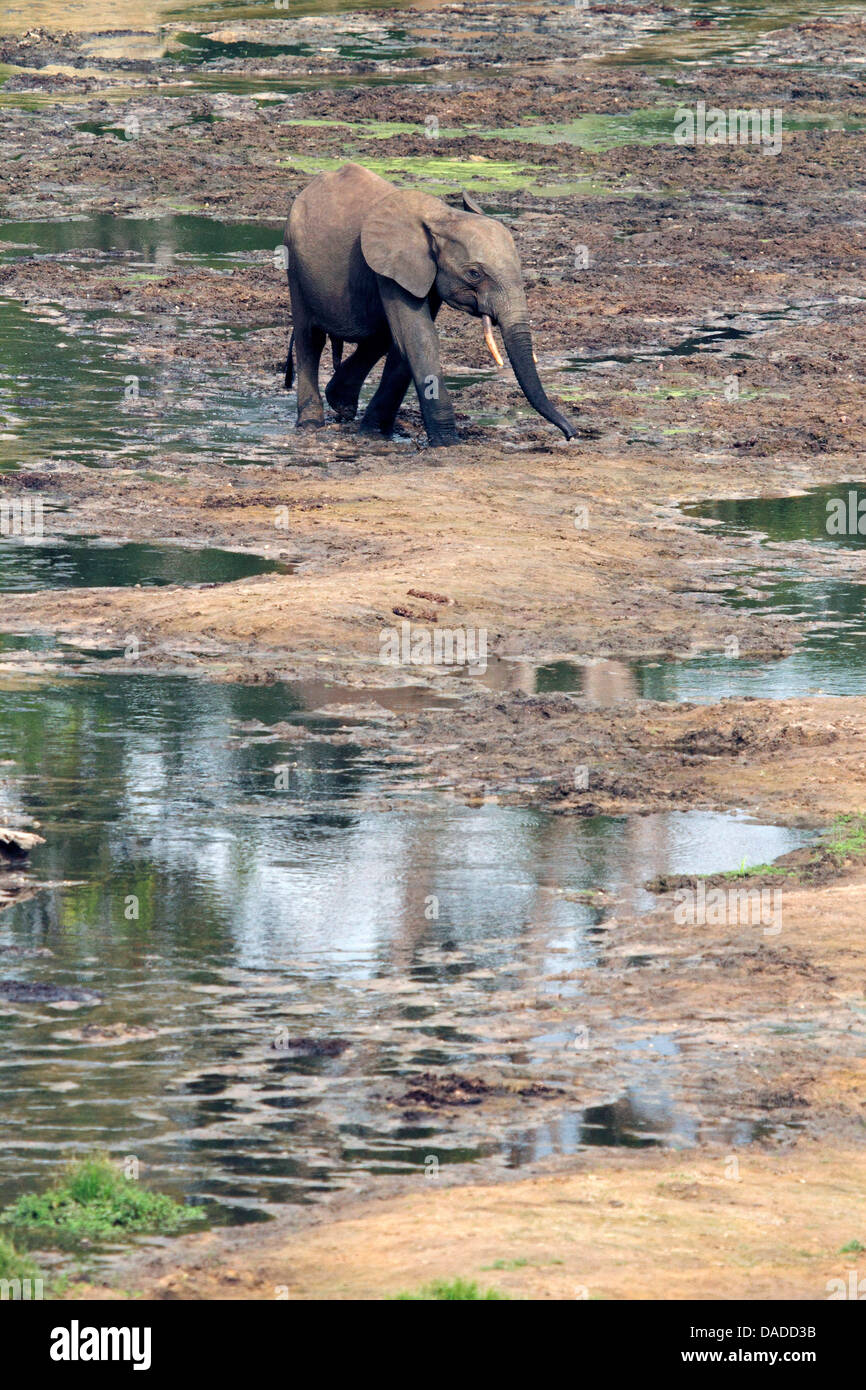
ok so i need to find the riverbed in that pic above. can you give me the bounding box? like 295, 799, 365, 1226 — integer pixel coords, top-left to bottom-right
0, 0, 864, 1299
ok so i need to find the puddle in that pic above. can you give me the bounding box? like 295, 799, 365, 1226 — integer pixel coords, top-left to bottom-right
0, 299, 290, 470
635, 575, 866, 702
0, 660, 810, 1219
504, 1090, 791, 1165
0, 68, 439, 109
0, 537, 290, 590
686, 484, 866, 549
632, 486, 866, 701
167, 25, 423, 66
478, 480, 866, 705
0, 212, 283, 268
472, 547, 866, 706
601, 0, 866, 69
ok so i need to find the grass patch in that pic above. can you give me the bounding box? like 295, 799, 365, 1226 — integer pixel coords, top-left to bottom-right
277, 153, 624, 199
391, 1277, 510, 1300
1, 1157, 205, 1244
840, 1239, 865, 1254
720, 858, 790, 881
279, 152, 544, 193
691, 814, 866, 891
820, 813, 866, 862
0, 1235, 41, 1283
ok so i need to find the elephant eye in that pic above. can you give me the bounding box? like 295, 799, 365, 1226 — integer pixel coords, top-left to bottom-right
465, 266, 483, 283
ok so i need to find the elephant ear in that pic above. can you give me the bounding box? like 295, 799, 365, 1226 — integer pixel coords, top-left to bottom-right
360, 192, 438, 300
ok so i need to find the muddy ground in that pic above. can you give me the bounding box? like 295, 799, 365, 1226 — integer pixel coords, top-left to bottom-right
0, 2, 864, 1298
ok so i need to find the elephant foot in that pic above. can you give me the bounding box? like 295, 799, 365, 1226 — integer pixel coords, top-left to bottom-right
425, 429, 460, 448
325, 384, 359, 423
358, 416, 391, 438
296, 418, 325, 431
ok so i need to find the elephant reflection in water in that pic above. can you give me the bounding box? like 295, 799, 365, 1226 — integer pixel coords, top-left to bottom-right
581, 659, 638, 706
458, 656, 639, 700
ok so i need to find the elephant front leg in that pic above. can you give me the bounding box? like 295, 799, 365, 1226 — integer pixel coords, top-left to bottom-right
378, 280, 458, 447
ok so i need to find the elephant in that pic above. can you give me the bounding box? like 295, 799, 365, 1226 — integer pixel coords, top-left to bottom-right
282, 162, 577, 447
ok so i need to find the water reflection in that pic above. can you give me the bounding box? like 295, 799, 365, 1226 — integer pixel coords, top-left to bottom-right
0, 300, 287, 470
636, 485, 866, 700
0, 670, 810, 1217
504, 1091, 783, 1166
0, 537, 290, 590
602, 0, 866, 68
686, 484, 866, 550
0, 213, 281, 266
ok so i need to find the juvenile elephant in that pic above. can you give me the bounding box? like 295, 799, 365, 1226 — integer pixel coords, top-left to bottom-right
283, 162, 576, 447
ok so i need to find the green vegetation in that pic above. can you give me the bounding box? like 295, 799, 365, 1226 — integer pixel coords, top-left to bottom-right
277, 107, 680, 151
706, 814, 866, 887
278, 153, 622, 199
392, 1277, 510, 1300
1, 1157, 206, 1243
840, 1240, 865, 1254
0, 1235, 41, 1284
721, 858, 789, 880
279, 152, 546, 192
821, 814, 866, 862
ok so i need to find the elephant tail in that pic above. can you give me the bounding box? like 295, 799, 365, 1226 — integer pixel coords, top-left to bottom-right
330, 336, 343, 371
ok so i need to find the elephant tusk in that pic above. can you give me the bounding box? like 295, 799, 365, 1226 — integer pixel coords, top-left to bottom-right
481, 314, 504, 367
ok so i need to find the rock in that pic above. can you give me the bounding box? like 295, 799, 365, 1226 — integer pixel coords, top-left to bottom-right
0, 827, 45, 862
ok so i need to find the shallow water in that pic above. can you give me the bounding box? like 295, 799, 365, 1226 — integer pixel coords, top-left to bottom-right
602, 0, 866, 68
0, 215, 304, 470
0, 536, 291, 590
0, 663, 810, 1219
0, 299, 288, 470
168, 24, 422, 65
645, 488, 866, 700
478, 577, 866, 704
484, 482, 866, 703
686, 484, 866, 548
0, 213, 282, 267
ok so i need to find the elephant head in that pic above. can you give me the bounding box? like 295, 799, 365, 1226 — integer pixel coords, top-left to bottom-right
360, 188, 576, 440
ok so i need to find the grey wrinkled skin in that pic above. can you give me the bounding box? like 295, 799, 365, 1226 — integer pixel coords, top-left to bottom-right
283, 162, 577, 447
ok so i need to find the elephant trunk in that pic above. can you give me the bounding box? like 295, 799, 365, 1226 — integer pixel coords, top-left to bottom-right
498, 316, 576, 440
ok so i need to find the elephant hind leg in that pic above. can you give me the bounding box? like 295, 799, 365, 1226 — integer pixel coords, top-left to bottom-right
325, 329, 389, 423
360, 345, 412, 437
288, 283, 326, 429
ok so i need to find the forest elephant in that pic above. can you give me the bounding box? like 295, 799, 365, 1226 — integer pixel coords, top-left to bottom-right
282, 162, 577, 447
